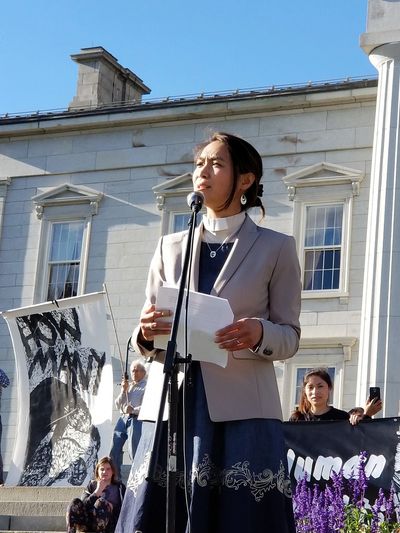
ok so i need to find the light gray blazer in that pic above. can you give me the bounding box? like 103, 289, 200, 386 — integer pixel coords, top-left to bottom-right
132, 215, 301, 422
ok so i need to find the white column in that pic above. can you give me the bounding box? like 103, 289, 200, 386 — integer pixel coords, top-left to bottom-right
358, 43, 400, 416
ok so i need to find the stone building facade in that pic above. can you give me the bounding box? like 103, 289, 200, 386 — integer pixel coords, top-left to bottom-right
0, 47, 380, 477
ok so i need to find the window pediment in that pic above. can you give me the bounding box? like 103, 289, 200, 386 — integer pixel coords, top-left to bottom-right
32, 183, 103, 219
283, 162, 364, 200
153, 173, 193, 210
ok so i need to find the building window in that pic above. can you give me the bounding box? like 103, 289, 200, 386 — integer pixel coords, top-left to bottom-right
294, 366, 336, 406
152, 172, 196, 235
171, 213, 201, 234
303, 204, 343, 291
32, 184, 102, 304
172, 213, 190, 233
278, 336, 356, 419
283, 162, 364, 300
46, 221, 84, 300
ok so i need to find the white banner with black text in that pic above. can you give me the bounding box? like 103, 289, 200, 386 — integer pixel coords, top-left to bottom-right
1, 292, 113, 486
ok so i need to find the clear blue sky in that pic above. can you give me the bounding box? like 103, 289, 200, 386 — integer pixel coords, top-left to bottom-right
0, 0, 375, 115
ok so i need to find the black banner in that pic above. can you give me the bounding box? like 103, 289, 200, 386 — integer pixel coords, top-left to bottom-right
283, 417, 400, 503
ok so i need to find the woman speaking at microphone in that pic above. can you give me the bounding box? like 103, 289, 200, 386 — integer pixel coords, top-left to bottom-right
116, 132, 301, 533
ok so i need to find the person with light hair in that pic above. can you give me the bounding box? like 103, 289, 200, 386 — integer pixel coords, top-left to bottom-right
109, 360, 147, 480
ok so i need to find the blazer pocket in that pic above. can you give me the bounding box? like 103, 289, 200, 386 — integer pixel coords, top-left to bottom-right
231, 349, 264, 361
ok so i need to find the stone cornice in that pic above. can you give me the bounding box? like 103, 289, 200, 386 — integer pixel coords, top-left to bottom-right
32, 183, 103, 219
299, 336, 357, 361
0, 79, 378, 139
283, 162, 365, 200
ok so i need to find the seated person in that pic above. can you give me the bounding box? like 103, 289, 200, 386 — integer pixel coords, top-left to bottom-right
289, 368, 382, 425
66, 456, 125, 533
109, 360, 147, 480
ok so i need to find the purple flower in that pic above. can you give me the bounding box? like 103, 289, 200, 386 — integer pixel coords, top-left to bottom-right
292, 451, 400, 532
371, 487, 385, 533
293, 475, 313, 532
325, 479, 345, 531
385, 483, 396, 519
349, 451, 368, 508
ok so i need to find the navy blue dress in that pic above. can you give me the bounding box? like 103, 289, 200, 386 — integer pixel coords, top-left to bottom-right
116, 243, 295, 533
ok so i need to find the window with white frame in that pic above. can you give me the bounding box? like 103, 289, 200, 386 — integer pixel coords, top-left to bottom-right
152, 172, 202, 235
171, 212, 201, 233
46, 221, 85, 300
282, 358, 345, 420
283, 162, 364, 299
170, 213, 190, 233
281, 360, 343, 419
294, 366, 336, 406
278, 337, 356, 420
32, 184, 102, 304
303, 204, 343, 291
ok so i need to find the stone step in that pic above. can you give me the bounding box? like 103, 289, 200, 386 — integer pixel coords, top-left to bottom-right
0, 487, 82, 532
0, 517, 66, 532
0, 464, 132, 532
0, 487, 81, 524
0, 487, 82, 504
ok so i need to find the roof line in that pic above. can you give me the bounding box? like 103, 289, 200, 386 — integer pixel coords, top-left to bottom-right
0, 75, 377, 123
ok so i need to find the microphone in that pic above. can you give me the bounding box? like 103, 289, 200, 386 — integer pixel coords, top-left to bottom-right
186, 191, 204, 213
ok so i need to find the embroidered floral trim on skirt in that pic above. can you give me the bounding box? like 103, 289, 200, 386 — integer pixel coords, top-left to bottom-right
66, 496, 113, 533
115, 364, 295, 533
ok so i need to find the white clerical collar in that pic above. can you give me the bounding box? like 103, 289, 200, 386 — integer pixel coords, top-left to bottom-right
202, 212, 246, 234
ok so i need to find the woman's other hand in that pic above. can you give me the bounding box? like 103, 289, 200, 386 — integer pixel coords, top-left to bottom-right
349, 398, 383, 425
349, 412, 364, 426
364, 398, 383, 417
215, 318, 262, 351
139, 304, 172, 341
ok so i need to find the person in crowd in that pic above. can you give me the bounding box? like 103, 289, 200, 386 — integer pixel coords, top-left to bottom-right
289, 368, 382, 424
66, 456, 125, 533
348, 396, 383, 425
0, 368, 10, 486
116, 132, 302, 533
109, 360, 147, 481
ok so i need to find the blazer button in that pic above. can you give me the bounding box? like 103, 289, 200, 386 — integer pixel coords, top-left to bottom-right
263, 348, 273, 356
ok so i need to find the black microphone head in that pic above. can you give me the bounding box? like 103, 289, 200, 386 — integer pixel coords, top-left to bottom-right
187, 191, 204, 212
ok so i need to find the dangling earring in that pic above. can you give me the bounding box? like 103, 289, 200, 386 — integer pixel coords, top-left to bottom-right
240, 194, 247, 206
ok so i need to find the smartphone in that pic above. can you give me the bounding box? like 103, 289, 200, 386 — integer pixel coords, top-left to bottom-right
369, 386, 381, 403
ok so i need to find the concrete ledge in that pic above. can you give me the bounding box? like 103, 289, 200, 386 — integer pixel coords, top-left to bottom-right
0, 502, 68, 516
0, 487, 82, 532
0, 487, 82, 503
0, 483, 128, 532
0, 517, 10, 530
10, 517, 66, 532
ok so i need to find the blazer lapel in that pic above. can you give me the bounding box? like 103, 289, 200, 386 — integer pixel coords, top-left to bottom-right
212, 216, 260, 296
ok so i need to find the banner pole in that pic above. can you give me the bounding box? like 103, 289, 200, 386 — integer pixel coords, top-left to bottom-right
103, 283, 124, 375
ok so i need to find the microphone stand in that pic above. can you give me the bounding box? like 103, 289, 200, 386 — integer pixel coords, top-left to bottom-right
146, 198, 201, 533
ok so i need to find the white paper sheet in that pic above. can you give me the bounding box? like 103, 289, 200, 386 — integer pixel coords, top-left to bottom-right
154, 285, 234, 368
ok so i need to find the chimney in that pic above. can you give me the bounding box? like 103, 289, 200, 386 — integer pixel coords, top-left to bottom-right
68, 46, 151, 109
